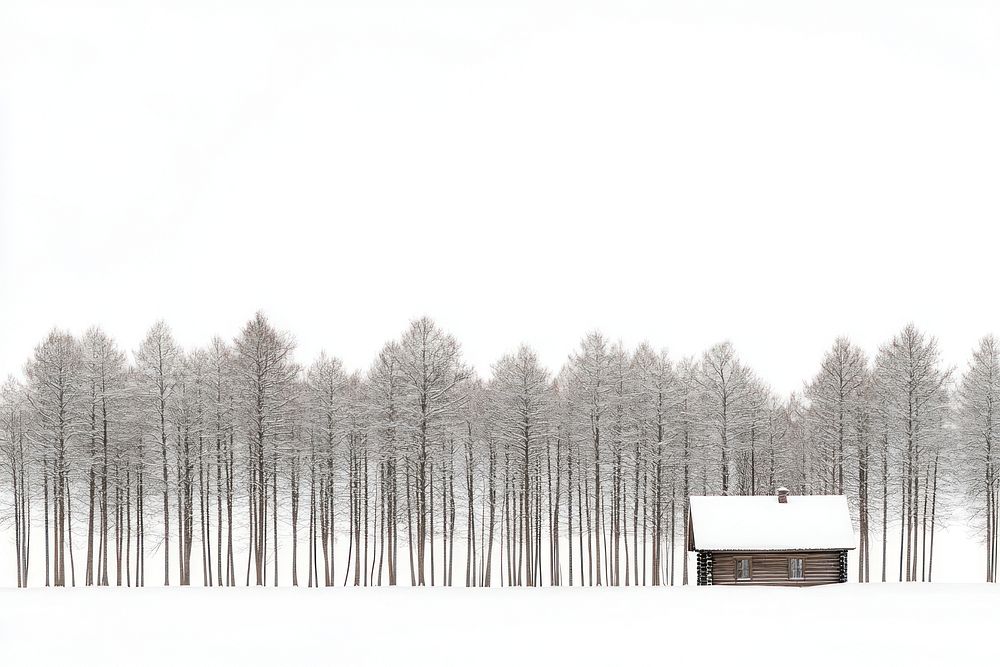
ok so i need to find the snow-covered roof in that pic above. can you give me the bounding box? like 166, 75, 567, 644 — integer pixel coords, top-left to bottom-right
687, 494, 855, 551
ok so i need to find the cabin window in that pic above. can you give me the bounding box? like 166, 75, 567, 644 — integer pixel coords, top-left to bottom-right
789, 558, 804, 580
736, 558, 751, 581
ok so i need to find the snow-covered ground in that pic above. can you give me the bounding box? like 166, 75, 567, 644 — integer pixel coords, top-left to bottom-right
0, 516, 991, 666
1, 584, 997, 666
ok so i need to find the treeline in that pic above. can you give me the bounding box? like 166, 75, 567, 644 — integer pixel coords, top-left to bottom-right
0, 314, 998, 588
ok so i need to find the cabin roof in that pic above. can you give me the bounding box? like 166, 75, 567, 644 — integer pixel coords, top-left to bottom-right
687, 494, 856, 551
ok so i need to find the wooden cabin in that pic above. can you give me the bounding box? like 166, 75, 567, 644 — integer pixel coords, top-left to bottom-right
687, 488, 854, 586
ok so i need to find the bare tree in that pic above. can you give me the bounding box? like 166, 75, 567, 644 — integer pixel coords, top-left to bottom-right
629, 344, 677, 586
78, 327, 128, 587
699, 342, 751, 496
25, 329, 84, 587
204, 337, 236, 586
233, 312, 298, 586
490, 345, 552, 586
366, 344, 402, 586
957, 335, 1000, 582
560, 332, 614, 586
805, 338, 870, 578
393, 317, 470, 586
674, 357, 704, 584
0, 379, 31, 586
873, 324, 951, 582
134, 321, 180, 586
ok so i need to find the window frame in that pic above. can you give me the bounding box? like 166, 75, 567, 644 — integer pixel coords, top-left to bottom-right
735, 558, 752, 581
788, 557, 805, 581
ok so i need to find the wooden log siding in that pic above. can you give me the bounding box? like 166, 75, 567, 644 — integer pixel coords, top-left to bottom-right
696, 552, 714, 586
704, 550, 847, 586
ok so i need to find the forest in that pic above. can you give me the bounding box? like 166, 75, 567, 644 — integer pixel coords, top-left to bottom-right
1, 313, 997, 589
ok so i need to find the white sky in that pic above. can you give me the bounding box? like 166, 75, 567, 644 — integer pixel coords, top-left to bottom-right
1, 0, 998, 395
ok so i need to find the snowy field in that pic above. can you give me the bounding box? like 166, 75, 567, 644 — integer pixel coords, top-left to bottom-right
1, 584, 997, 666
0, 518, 991, 666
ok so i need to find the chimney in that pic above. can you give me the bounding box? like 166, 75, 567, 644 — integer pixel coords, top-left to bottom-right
777, 487, 789, 504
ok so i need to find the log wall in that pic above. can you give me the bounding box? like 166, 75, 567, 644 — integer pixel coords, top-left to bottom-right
701, 550, 847, 586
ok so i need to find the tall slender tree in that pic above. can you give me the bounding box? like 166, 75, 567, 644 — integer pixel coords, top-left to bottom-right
0, 379, 31, 587
957, 335, 1000, 582
233, 312, 298, 586
134, 321, 180, 586
25, 330, 84, 587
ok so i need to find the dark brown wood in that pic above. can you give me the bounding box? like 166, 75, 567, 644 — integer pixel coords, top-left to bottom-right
700, 549, 847, 586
